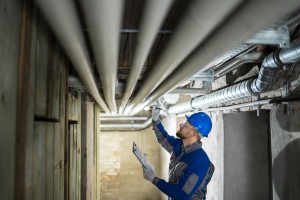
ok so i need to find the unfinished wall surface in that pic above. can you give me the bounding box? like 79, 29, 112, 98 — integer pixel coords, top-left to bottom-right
271, 102, 300, 200
0, 1, 69, 199
0, 0, 21, 199
224, 111, 270, 200
99, 126, 161, 200
202, 111, 224, 200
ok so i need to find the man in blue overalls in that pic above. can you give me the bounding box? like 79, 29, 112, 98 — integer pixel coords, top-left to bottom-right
142, 107, 214, 200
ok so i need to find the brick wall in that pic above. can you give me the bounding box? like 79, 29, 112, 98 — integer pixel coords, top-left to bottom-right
99, 126, 161, 200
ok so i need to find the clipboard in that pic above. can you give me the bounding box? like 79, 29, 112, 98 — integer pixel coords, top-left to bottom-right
132, 141, 149, 168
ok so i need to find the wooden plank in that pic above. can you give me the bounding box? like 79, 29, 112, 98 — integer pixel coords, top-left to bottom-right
53, 122, 61, 200
34, 11, 49, 117
60, 53, 68, 200
23, 4, 39, 200
33, 122, 47, 200
74, 125, 78, 200
69, 124, 75, 200
62, 54, 69, 200
46, 123, 54, 200
49, 41, 61, 120
0, 0, 21, 199
76, 94, 81, 200
94, 105, 101, 200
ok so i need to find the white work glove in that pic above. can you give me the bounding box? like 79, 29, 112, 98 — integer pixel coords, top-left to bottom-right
143, 161, 156, 182
152, 106, 160, 121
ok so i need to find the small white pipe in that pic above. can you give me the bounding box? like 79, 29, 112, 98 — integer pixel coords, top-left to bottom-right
100, 118, 152, 131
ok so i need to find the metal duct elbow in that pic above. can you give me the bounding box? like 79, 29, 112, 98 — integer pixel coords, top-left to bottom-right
251, 42, 300, 93
168, 42, 300, 115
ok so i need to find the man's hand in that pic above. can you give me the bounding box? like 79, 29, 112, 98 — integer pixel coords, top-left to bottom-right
143, 162, 156, 182
152, 106, 160, 121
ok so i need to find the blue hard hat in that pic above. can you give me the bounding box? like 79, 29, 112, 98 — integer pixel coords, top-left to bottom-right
185, 112, 212, 137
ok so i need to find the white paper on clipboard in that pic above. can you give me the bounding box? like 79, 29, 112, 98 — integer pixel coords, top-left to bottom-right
132, 141, 149, 168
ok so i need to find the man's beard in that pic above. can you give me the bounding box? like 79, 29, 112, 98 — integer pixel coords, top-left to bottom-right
176, 130, 187, 139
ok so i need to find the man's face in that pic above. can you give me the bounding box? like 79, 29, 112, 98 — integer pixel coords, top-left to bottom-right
176, 121, 195, 139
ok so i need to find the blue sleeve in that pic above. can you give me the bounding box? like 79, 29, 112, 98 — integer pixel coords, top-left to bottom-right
154, 159, 213, 200
152, 120, 181, 154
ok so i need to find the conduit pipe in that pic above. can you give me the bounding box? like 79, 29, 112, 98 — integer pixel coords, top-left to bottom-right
169, 82, 212, 95
100, 118, 152, 131
124, 0, 244, 113
214, 51, 265, 79
100, 117, 148, 121
81, 0, 124, 113
129, 0, 300, 116
34, 0, 110, 113
168, 42, 300, 114
119, 0, 174, 112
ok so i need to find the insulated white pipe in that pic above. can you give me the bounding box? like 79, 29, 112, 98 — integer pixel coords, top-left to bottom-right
34, 0, 110, 113
129, 0, 300, 115
81, 0, 124, 113
100, 118, 152, 131
125, 0, 244, 113
119, 0, 174, 113
100, 117, 148, 121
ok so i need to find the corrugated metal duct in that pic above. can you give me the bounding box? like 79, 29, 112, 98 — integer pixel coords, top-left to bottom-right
81, 0, 124, 113
129, 0, 300, 116
34, 0, 110, 113
168, 42, 300, 114
124, 0, 245, 114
